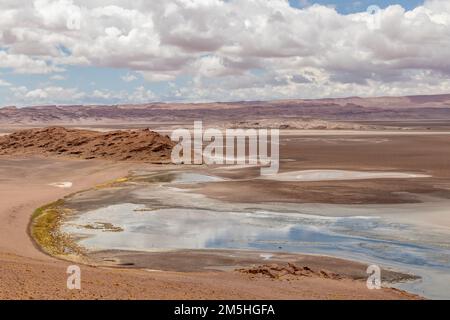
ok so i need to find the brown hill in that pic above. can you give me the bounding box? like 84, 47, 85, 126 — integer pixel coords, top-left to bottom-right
0, 127, 175, 163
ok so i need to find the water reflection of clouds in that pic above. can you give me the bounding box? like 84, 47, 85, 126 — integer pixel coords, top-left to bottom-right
64, 204, 450, 272
60, 172, 450, 298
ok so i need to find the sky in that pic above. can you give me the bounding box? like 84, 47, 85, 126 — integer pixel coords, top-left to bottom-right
1, 0, 449, 107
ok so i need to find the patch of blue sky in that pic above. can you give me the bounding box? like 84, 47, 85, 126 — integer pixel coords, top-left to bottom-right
63, 66, 142, 92
2, 70, 52, 88
288, 0, 425, 13
0, 65, 171, 105
57, 44, 72, 56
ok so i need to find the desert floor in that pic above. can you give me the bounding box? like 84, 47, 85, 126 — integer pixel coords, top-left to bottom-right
4, 126, 449, 299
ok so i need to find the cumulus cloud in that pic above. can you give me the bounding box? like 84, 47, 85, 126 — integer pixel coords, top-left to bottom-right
8, 84, 157, 105
0, 79, 11, 86
10, 86, 85, 104
50, 74, 66, 81
121, 73, 138, 82
0, 52, 63, 74
0, 0, 450, 102
91, 86, 156, 102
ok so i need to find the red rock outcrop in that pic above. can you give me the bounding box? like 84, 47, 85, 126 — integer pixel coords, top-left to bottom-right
0, 127, 175, 163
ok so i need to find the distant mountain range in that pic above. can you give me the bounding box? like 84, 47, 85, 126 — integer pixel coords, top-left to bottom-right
1, 94, 450, 124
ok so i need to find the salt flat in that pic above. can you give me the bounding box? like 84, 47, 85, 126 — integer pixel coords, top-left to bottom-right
260, 170, 430, 182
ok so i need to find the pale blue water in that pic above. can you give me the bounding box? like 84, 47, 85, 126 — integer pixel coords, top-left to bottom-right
61, 172, 450, 299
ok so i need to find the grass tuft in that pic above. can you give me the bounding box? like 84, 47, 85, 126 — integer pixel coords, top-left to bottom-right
30, 200, 84, 257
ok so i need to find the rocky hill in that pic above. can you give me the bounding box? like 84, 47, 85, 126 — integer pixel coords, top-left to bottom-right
0, 127, 175, 163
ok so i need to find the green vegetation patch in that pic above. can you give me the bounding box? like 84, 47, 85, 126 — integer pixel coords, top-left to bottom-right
94, 176, 130, 189
31, 200, 84, 257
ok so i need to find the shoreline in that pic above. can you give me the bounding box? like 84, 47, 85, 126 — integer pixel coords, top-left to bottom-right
34, 167, 428, 296
0, 155, 421, 299
28, 194, 420, 283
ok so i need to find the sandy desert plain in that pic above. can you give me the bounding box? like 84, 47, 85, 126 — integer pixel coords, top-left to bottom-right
1, 97, 450, 300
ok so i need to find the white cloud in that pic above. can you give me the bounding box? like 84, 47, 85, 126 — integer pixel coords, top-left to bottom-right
121, 73, 138, 82
0, 79, 11, 87
0, 52, 63, 74
91, 86, 156, 103
7, 84, 157, 106
10, 86, 85, 104
0, 0, 450, 101
128, 86, 156, 102
50, 74, 66, 81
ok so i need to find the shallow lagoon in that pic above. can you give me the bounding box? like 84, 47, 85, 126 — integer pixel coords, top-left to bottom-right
61, 171, 450, 299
